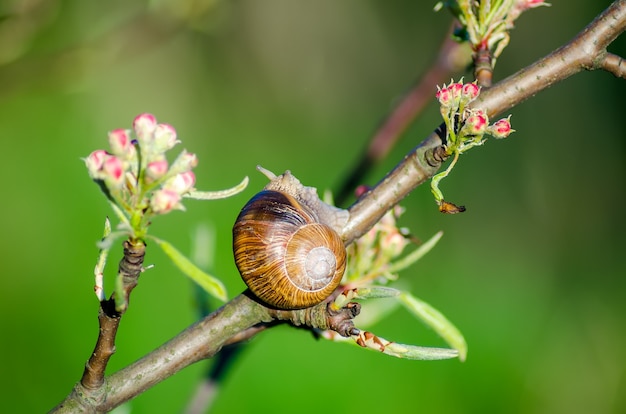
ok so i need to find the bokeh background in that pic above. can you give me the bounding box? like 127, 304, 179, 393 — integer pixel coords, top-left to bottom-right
1, 1, 625, 413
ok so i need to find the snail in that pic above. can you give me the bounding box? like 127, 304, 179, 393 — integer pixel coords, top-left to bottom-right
232, 167, 349, 309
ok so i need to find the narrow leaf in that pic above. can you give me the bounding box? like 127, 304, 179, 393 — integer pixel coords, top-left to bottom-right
185, 176, 249, 200
153, 237, 227, 302
93, 217, 112, 301
353, 330, 459, 360
398, 291, 468, 361
353, 286, 401, 300
320, 328, 458, 360
381, 342, 459, 360
388, 231, 443, 274
332, 286, 400, 309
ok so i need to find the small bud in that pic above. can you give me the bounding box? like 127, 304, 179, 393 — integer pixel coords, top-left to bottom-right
461, 82, 480, 102
436, 86, 453, 107
153, 123, 180, 153
382, 231, 410, 258
108, 129, 132, 157
463, 110, 488, 135
146, 159, 169, 181
133, 113, 157, 143
489, 117, 514, 138
164, 171, 196, 194
151, 189, 183, 214
102, 155, 125, 187
354, 185, 370, 199
448, 82, 463, 100
169, 150, 198, 175
516, 0, 550, 10
85, 150, 108, 178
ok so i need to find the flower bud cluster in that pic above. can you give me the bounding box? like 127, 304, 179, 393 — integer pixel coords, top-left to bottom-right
85, 113, 197, 217
431, 79, 514, 211
436, 80, 479, 110
436, 79, 514, 152
345, 205, 411, 286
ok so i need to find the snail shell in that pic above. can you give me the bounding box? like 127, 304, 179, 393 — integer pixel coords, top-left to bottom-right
232, 169, 348, 309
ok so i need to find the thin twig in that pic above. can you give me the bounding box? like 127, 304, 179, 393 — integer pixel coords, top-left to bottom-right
80, 241, 145, 389
335, 22, 470, 206
601, 53, 626, 78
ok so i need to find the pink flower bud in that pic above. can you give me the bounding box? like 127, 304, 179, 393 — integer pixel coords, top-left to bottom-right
169, 151, 198, 175
108, 129, 132, 157
164, 171, 196, 194
436, 86, 453, 107
153, 123, 180, 152
133, 113, 157, 142
150, 189, 182, 214
516, 0, 549, 10
461, 82, 480, 101
448, 82, 463, 100
489, 117, 514, 138
85, 150, 108, 177
102, 155, 125, 187
383, 231, 410, 258
463, 110, 488, 135
146, 159, 169, 180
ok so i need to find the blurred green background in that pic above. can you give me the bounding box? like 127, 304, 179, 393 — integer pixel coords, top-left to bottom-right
1, 1, 625, 413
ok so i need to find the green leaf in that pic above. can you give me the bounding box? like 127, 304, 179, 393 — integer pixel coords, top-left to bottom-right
94, 217, 112, 301
185, 176, 249, 200
398, 291, 468, 361
353, 286, 401, 300
323, 330, 459, 361
153, 237, 228, 302
388, 231, 443, 273
381, 342, 459, 360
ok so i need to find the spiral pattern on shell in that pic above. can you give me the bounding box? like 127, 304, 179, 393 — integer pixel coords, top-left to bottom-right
233, 190, 346, 309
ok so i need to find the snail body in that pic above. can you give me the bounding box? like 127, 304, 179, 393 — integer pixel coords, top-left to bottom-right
232, 168, 348, 309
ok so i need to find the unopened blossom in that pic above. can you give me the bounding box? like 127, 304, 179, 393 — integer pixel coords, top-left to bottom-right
382, 231, 410, 258
151, 189, 183, 214
153, 123, 180, 153
169, 151, 198, 175
448, 82, 463, 102
436, 86, 453, 107
489, 117, 514, 138
146, 159, 169, 181
133, 113, 157, 143
164, 171, 196, 194
462, 110, 488, 135
85, 150, 108, 178
108, 129, 133, 158
102, 155, 125, 187
461, 82, 480, 101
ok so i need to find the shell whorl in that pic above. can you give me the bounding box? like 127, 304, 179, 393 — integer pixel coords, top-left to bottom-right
233, 189, 346, 309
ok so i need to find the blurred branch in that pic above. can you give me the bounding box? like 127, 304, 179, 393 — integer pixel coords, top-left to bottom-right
0, 11, 183, 98
335, 22, 471, 206
51, 1, 626, 412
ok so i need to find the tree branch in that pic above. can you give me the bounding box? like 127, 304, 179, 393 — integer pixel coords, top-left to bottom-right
335, 22, 470, 206
342, 0, 626, 244
601, 52, 626, 78
81, 241, 145, 390
51, 1, 626, 411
